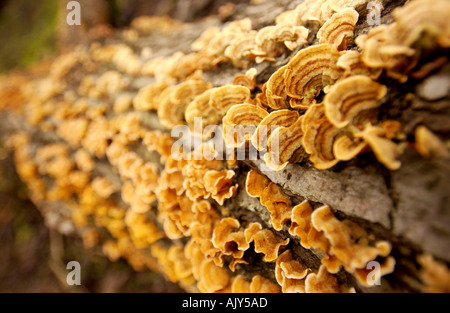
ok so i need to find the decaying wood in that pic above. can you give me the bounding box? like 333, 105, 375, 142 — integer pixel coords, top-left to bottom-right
0, 0, 449, 293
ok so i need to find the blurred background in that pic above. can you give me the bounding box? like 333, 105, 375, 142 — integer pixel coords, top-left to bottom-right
0, 0, 248, 72
0, 0, 247, 293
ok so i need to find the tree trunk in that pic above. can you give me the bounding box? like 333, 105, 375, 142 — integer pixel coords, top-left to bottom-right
1, 0, 449, 293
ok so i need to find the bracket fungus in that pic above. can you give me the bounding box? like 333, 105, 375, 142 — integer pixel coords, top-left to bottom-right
158, 79, 212, 129
231, 275, 251, 293
289, 200, 328, 251
317, 8, 359, 50
3, 0, 448, 295
247, 226, 289, 262
324, 75, 387, 128
354, 124, 402, 170
198, 260, 231, 292
185, 89, 218, 135
74, 149, 95, 173
246, 171, 295, 231
264, 115, 305, 171
91, 177, 117, 199
245, 169, 270, 198
355, 0, 450, 82
311, 205, 394, 280
260, 182, 293, 231
186, 85, 251, 137
302, 102, 341, 169
212, 217, 249, 259
252, 109, 300, 152
337, 50, 382, 79
232, 68, 258, 91
275, 250, 311, 293
253, 24, 309, 61
223, 103, 268, 148
56, 117, 89, 148
305, 265, 355, 293
418, 254, 450, 293
252, 28, 283, 63
332, 135, 367, 161
133, 81, 169, 111
284, 44, 343, 108
392, 0, 450, 49
266, 66, 290, 110
210, 85, 252, 115
250, 275, 281, 293
203, 169, 238, 205
414, 125, 450, 159
225, 31, 258, 68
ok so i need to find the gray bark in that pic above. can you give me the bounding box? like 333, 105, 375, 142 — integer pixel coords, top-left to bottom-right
1, 0, 449, 293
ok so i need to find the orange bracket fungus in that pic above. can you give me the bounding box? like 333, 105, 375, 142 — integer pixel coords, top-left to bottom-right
284, 44, 343, 108
302, 102, 341, 169
252, 109, 300, 152
354, 124, 402, 170
245, 169, 270, 198
2, 0, 447, 295
324, 75, 387, 128
223, 103, 268, 148
317, 8, 359, 51
414, 125, 450, 159
264, 115, 305, 171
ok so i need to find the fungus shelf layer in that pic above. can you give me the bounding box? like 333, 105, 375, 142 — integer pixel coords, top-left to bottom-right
1, 0, 450, 293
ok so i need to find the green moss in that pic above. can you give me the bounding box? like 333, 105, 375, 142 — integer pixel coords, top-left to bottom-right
0, 0, 58, 72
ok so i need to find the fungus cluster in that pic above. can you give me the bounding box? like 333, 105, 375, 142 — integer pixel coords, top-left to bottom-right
245, 170, 395, 286
1, 0, 449, 293
275, 250, 355, 293
356, 0, 450, 82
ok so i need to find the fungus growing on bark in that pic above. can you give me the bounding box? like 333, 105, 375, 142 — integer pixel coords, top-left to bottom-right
302, 102, 341, 169
232, 68, 258, 91
324, 75, 387, 128
252, 109, 300, 152
354, 124, 402, 170
317, 8, 359, 50
284, 44, 343, 108
275, 250, 311, 293
223, 103, 268, 148
250, 275, 282, 293
250, 228, 289, 262
212, 217, 249, 259
245, 169, 270, 198
204, 169, 238, 205
266, 66, 289, 110
264, 115, 305, 171
337, 50, 382, 79
260, 182, 293, 231
311, 205, 394, 279
415, 125, 450, 159
158, 79, 212, 129
332, 135, 367, 161
305, 265, 355, 293
133, 82, 169, 111
418, 254, 450, 293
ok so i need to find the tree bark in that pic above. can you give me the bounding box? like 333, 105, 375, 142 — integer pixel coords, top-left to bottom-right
0, 0, 449, 293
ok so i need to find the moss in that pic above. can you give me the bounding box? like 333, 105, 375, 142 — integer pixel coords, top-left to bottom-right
0, 0, 58, 72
